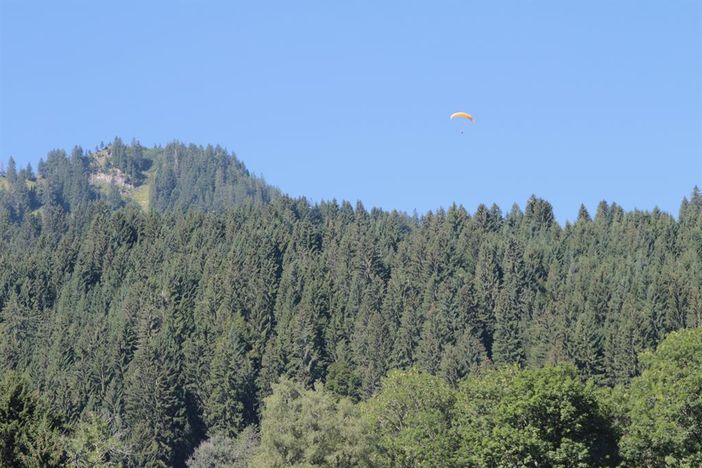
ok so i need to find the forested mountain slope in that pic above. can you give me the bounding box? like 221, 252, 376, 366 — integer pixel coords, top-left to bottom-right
0, 138, 278, 224
1, 142, 701, 466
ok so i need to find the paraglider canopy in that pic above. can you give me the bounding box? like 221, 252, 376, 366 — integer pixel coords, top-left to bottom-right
450, 112, 474, 122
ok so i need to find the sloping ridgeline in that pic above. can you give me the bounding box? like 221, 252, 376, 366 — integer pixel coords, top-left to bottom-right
149, 141, 278, 212
0, 138, 278, 226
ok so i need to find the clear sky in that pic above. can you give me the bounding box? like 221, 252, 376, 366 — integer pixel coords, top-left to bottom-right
1, 1, 700, 220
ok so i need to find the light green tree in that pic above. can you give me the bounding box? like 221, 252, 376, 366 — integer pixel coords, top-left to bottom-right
619, 327, 702, 466
362, 368, 456, 467
64, 412, 125, 467
187, 426, 259, 468
252, 378, 370, 467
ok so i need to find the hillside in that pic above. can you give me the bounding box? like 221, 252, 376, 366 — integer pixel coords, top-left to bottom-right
1, 143, 701, 466
1, 159, 702, 464
0, 138, 279, 221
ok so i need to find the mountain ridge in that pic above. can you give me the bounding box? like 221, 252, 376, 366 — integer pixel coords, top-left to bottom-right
0, 138, 279, 220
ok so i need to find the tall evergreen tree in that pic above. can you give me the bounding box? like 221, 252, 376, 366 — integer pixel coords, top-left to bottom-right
124, 320, 193, 467
204, 315, 255, 437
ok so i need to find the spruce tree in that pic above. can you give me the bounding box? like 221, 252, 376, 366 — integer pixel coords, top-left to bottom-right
204, 315, 255, 437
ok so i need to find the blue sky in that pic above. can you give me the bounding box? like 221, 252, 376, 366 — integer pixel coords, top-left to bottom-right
1, 1, 700, 220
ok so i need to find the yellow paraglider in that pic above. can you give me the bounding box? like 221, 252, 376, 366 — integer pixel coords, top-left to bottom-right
450, 112, 474, 122
450, 112, 474, 134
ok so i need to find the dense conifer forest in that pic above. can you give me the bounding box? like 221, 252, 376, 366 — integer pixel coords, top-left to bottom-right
1, 141, 701, 466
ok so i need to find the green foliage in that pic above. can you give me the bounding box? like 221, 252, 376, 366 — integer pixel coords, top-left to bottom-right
363, 368, 456, 467
453, 365, 619, 467
492, 286, 526, 366
204, 316, 256, 436
2, 140, 278, 223
0, 371, 66, 467
64, 412, 125, 467
149, 142, 278, 212
187, 426, 259, 468
2, 142, 702, 466
124, 321, 195, 467
438, 329, 487, 387
619, 327, 702, 466
325, 349, 362, 401
252, 378, 371, 467
110, 137, 150, 185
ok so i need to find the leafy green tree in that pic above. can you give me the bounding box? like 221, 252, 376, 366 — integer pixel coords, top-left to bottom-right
64, 412, 125, 467
187, 426, 259, 468
363, 368, 456, 467
453, 365, 619, 467
619, 327, 702, 466
252, 378, 370, 467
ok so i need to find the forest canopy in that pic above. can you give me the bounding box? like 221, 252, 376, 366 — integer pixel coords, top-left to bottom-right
1, 141, 701, 466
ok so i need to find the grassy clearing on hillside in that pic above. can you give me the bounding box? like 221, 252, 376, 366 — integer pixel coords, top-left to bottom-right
131, 182, 150, 211
128, 165, 157, 211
